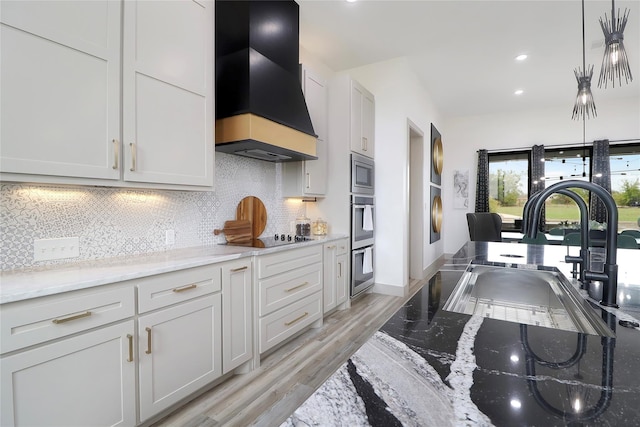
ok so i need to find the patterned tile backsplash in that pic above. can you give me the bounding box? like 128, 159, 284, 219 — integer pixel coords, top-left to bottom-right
0, 153, 307, 271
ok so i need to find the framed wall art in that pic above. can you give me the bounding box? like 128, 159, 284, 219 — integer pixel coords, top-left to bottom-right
430, 124, 443, 185
430, 185, 442, 243
453, 169, 469, 209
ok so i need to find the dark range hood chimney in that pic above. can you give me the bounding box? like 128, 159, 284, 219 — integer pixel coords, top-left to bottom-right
215, 0, 317, 162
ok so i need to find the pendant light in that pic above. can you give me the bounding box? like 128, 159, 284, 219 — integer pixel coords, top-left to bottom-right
572, 0, 597, 120
598, 0, 633, 88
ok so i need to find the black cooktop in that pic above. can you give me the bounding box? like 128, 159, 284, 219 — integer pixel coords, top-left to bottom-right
222, 234, 312, 248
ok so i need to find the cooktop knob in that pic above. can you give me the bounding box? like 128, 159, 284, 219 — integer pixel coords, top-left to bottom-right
274, 234, 279, 240
281, 234, 286, 241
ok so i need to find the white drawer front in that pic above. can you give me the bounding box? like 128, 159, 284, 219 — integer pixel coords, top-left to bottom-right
258, 245, 322, 279
259, 291, 322, 354
336, 239, 349, 256
258, 263, 322, 317
137, 264, 222, 314
1, 286, 134, 354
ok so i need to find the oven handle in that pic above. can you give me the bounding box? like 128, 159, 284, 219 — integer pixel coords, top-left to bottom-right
353, 248, 367, 255
353, 205, 374, 209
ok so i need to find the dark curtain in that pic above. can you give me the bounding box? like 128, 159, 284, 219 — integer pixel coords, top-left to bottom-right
590, 139, 611, 224
475, 149, 490, 213
530, 145, 546, 231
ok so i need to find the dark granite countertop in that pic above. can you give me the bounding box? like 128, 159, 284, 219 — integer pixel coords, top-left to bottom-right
379, 242, 640, 426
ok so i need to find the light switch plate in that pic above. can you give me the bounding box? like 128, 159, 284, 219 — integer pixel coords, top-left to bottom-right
34, 237, 80, 261
165, 229, 175, 245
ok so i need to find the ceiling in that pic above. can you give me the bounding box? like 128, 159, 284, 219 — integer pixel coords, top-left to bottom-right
297, 0, 640, 118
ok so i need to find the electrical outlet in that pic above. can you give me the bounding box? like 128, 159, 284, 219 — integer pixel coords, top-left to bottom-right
165, 229, 175, 245
34, 237, 80, 261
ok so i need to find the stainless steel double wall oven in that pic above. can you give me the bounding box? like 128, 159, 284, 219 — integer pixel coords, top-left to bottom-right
351, 153, 375, 297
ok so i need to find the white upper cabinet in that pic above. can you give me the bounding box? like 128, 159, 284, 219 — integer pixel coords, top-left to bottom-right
282, 65, 327, 197
122, 0, 214, 187
0, 0, 121, 180
350, 80, 375, 159
0, 0, 214, 190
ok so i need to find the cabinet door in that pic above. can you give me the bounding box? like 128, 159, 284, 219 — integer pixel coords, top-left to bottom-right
138, 295, 222, 422
361, 91, 375, 158
303, 137, 327, 196
336, 252, 349, 306
323, 244, 337, 313
349, 80, 374, 158
122, 0, 214, 187
0, 321, 135, 427
222, 259, 253, 374
350, 83, 364, 156
0, 0, 121, 180
302, 64, 327, 196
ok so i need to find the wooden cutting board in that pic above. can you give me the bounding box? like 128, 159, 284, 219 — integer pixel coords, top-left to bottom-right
236, 196, 267, 238
213, 220, 252, 243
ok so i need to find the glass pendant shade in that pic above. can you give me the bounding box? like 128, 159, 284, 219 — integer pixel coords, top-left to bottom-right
598, 5, 633, 88
573, 66, 597, 120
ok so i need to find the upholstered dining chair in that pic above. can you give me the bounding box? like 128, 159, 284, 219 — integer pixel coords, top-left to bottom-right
563, 233, 582, 247
621, 229, 640, 239
466, 212, 502, 242
519, 233, 549, 245
617, 234, 639, 249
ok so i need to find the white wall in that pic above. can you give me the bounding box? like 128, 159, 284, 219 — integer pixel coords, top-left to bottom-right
346, 57, 445, 293
442, 96, 640, 254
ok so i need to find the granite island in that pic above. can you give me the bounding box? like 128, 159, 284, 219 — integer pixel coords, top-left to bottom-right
286, 241, 640, 426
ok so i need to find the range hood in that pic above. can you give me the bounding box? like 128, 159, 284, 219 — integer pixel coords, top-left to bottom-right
215, 0, 317, 162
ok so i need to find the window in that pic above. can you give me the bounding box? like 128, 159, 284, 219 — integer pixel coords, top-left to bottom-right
488, 143, 640, 232
610, 144, 640, 231
543, 147, 591, 230
488, 152, 529, 228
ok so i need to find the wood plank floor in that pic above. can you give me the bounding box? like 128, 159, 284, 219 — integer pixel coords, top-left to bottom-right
151, 278, 430, 427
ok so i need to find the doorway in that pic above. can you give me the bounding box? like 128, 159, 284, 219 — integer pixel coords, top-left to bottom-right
408, 121, 425, 283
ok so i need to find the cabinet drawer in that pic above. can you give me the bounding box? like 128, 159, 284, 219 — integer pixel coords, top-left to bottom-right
258, 263, 322, 316
257, 245, 322, 279
259, 291, 322, 354
137, 264, 222, 314
336, 239, 349, 256
1, 286, 134, 354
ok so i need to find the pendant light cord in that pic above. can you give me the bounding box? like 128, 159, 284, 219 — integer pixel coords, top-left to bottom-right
582, 0, 586, 73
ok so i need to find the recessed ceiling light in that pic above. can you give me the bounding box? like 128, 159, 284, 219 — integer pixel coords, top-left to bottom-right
514, 89, 524, 95
346, 0, 357, 2
515, 54, 528, 61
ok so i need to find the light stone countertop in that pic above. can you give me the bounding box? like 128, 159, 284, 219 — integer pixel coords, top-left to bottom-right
0, 234, 348, 304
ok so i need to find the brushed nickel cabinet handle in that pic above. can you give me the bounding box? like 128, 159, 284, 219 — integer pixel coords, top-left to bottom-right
362, 136, 367, 151
112, 139, 119, 169
231, 266, 248, 272
126, 334, 134, 362
52, 311, 91, 324
338, 262, 342, 278
145, 327, 152, 354
285, 281, 309, 292
129, 143, 136, 171
173, 284, 197, 293
306, 172, 310, 189
284, 312, 309, 326
326, 245, 335, 250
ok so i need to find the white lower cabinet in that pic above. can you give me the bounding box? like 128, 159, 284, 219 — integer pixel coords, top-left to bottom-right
138, 295, 222, 422
256, 245, 323, 354
1, 320, 136, 427
323, 239, 349, 313
221, 259, 253, 374
0, 243, 350, 424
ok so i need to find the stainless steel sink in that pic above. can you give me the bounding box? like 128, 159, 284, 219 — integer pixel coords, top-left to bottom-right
443, 261, 615, 337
